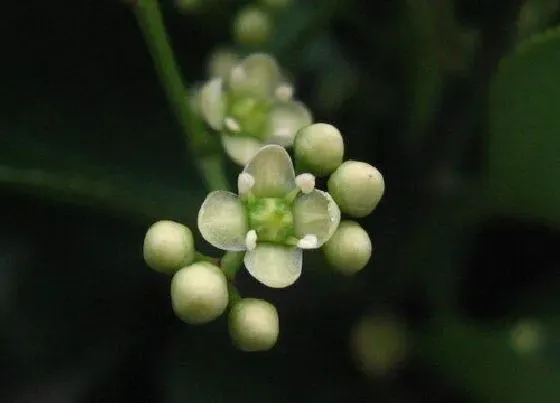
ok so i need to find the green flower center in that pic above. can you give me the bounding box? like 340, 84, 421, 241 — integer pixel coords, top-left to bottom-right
247, 197, 294, 244
227, 94, 271, 140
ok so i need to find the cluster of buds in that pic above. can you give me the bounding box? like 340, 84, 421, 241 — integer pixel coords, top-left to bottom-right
144, 52, 385, 351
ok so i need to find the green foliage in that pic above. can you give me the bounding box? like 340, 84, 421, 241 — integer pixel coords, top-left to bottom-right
489, 27, 560, 227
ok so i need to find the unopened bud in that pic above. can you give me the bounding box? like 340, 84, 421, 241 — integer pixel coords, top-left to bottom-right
323, 221, 372, 275
171, 263, 229, 324
143, 220, 195, 274
233, 6, 272, 47
229, 298, 279, 351
294, 123, 344, 176
328, 161, 385, 217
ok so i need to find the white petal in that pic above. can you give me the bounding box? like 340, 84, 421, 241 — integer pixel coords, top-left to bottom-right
237, 172, 255, 195
229, 53, 280, 97
243, 144, 296, 198
293, 190, 341, 246
200, 78, 226, 130
198, 191, 248, 251
244, 245, 302, 288
222, 135, 264, 166
266, 101, 312, 147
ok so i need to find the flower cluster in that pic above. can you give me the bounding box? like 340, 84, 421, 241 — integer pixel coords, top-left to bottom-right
144, 52, 385, 352
195, 53, 312, 165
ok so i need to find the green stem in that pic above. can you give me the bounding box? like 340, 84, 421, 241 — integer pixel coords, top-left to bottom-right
133, 0, 230, 192
220, 251, 245, 280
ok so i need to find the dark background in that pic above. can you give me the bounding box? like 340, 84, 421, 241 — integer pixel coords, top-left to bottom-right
1, 0, 560, 402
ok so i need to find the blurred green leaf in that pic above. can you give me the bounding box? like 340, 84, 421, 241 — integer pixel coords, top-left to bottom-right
419, 317, 560, 403
516, 0, 560, 40
488, 27, 560, 227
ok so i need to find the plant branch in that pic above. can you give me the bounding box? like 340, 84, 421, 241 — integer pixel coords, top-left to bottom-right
133, 0, 230, 191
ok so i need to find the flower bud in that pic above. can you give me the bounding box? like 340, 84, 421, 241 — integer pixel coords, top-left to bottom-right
208, 48, 240, 81
170, 263, 229, 324
327, 161, 385, 217
294, 123, 344, 176
350, 315, 408, 377
323, 221, 372, 275
229, 298, 279, 351
143, 220, 195, 274
233, 6, 272, 47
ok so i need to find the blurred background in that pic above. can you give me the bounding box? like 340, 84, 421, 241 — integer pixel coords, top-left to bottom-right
1, 0, 560, 401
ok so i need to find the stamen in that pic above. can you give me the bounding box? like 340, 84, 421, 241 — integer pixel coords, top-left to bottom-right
275, 84, 294, 101
238, 172, 255, 195
224, 117, 241, 132
295, 173, 315, 194
245, 230, 258, 251
297, 234, 318, 249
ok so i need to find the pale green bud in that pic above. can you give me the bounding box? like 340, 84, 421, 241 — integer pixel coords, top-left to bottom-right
294, 123, 344, 176
207, 48, 240, 81
143, 220, 195, 274
328, 161, 385, 217
233, 6, 272, 47
350, 315, 407, 377
229, 298, 279, 351
323, 221, 371, 275
170, 263, 229, 324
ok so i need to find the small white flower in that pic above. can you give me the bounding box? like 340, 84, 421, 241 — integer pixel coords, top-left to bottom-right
198, 53, 313, 166
198, 145, 340, 288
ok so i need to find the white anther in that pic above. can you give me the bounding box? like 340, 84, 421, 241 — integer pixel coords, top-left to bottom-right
297, 234, 318, 249
295, 173, 315, 194
238, 172, 255, 195
245, 230, 258, 251
224, 117, 241, 132
275, 84, 294, 101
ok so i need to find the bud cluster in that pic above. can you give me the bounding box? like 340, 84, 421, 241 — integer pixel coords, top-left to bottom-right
143, 220, 280, 351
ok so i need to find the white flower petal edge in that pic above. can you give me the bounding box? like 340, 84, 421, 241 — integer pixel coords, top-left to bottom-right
200, 78, 226, 130
267, 101, 312, 147
243, 144, 296, 198
293, 190, 341, 247
221, 135, 264, 166
244, 244, 303, 288
198, 191, 248, 251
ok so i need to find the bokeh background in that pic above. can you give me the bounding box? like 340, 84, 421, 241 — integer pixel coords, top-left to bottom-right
1, 0, 560, 402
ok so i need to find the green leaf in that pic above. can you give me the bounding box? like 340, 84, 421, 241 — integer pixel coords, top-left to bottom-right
418, 317, 560, 403
488, 27, 560, 227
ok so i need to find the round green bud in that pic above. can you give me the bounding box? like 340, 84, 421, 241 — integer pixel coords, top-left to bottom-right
323, 221, 372, 275
327, 161, 385, 217
208, 48, 240, 81
294, 123, 344, 176
170, 263, 229, 325
143, 220, 195, 274
350, 315, 408, 377
229, 298, 279, 352
233, 6, 272, 47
